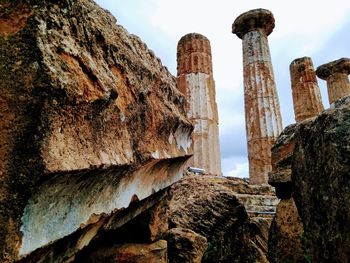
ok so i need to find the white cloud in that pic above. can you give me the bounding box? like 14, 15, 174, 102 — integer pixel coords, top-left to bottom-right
222, 156, 249, 178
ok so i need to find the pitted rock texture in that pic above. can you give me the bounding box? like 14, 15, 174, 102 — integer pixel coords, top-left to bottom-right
292, 95, 350, 262
177, 33, 222, 175
290, 57, 324, 122
232, 9, 283, 184
164, 227, 208, 263
0, 0, 192, 261
268, 198, 305, 263
165, 174, 274, 262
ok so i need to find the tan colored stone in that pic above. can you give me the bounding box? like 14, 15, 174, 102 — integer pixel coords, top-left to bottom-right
232, 9, 283, 184
268, 198, 304, 263
164, 228, 208, 263
0, 0, 192, 261
316, 58, 350, 105
79, 240, 168, 263
177, 33, 221, 175
290, 57, 324, 122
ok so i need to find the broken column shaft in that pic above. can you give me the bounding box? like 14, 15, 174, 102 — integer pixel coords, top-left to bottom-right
316, 58, 350, 105
232, 9, 283, 184
177, 33, 222, 175
290, 57, 324, 122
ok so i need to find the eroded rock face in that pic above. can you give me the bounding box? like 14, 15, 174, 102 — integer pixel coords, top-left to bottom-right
0, 0, 192, 261
292, 96, 350, 262
166, 174, 275, 262
268, 198, 305, 263
164, 228, 208, 263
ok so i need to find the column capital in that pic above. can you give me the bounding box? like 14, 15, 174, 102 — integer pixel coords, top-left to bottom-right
232, 9, 275, 39
177, 32, 212, 76
316, 58, 350, 80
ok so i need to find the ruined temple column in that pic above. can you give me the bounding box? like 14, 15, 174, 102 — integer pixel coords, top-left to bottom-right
177, 33, 222, 175
290, 57, 324, 122
232, 9, 283, 184
316, 58, 350, 106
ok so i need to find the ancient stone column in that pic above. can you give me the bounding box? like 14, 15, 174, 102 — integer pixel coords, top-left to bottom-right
316, 58, 350, 106
232, 9, 283, 184
290, 57, 324, 122
177, 33, 222, 175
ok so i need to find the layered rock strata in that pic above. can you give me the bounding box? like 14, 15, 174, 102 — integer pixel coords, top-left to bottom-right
232, 9, 283, 184
316, 58, 350, 106
177, 33, 221, 175
0, 0, 192, 261
290, 57, 324, 122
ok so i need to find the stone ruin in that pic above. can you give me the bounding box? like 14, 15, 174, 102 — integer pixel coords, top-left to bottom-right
1, 1, 350, 262
232, 9, 283, 185
0, 0, 192, 261
176, 33, 222, 176
316, 58, 350, 106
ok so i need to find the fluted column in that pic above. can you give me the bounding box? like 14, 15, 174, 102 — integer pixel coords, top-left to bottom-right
177, 33, 222, 175
290, 57, 324, 122
316, 58, 350, 106
232, 9, 283, 184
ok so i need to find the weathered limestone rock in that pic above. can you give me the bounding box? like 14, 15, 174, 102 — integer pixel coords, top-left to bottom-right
20, 188, 169, 263
290, 57, 324, 122
316, 58, 350, 106
268, 123, 308, 262
166, 173, 276, 262
268, 198, 305, 263
292, 95, 350, 262
0, 0, 192, 261
164, 228, 208, 263
177, 33, 221, 175
269, 123, 297, 199
77, 240, 168, 263
232, 9, 283, 184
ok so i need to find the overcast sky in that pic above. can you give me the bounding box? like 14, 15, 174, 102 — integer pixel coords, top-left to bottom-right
95, 0, 350, 178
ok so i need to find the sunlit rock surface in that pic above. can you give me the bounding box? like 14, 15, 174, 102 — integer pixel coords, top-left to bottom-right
0, 0, 192, 261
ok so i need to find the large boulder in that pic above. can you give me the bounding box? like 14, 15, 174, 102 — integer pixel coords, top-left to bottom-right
0, 0, 192, 261
292, 96, 350, 262
165, 174, 275, 263
268, 198, 305, 263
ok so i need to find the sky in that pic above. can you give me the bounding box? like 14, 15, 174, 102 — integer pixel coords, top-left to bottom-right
95, 0, 350, 178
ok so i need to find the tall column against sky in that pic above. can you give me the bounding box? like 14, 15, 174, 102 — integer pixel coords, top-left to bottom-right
177, 33, 222, 175
290, 57, 324, 122
232, 9, 283, 184
316, 58, 350, 106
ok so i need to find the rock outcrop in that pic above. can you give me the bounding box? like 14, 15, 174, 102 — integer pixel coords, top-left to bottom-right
292, 96, 350, 262
268, 198, 305, 263
165, 173, 277, 262
268, 122, 306, 262
0, 0, 192, 261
